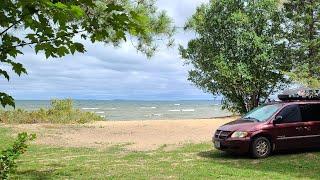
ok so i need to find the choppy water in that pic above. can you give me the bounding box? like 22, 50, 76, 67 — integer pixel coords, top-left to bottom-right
10, 100, 231, 121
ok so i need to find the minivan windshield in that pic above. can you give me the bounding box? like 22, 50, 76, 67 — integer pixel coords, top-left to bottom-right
242, 104, 282, 122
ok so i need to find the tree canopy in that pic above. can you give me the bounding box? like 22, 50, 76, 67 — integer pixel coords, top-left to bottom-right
0, 0, 175, 107
180, 0, 290, 113
282, 0, 320, 88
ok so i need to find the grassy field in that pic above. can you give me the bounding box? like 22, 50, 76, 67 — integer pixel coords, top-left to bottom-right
1, 128, 320, 179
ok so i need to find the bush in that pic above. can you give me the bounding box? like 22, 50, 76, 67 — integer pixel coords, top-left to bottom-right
50, 99, 73, 112
0, 132, 36, 179
0, 99, 104, 124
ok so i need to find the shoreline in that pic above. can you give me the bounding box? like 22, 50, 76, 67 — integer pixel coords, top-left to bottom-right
4, 116, 238, 151
102, 115, 237, 122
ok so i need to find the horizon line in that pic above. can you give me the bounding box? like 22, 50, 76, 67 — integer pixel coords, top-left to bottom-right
14, 99, 222, 101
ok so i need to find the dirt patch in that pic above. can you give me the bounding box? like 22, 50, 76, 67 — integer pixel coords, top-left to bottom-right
4, 117, 236, 151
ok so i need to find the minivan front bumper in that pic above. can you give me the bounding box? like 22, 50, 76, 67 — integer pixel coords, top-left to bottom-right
213, 137, 250, 154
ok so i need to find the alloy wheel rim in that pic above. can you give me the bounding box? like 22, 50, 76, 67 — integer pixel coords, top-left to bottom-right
256, 140, 268, 157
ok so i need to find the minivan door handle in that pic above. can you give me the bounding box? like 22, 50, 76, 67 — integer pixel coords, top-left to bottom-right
296, 127, 303, 131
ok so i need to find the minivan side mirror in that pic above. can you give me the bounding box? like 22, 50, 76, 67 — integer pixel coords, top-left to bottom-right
273, 116, 283, 124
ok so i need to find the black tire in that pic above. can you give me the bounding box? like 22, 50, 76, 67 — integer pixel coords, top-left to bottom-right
251, 137, 271, 158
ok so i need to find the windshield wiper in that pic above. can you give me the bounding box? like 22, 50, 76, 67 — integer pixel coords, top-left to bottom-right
243, 117, 260, 122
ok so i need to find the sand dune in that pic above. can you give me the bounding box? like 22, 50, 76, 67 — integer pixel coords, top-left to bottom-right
5, 117, 237, 151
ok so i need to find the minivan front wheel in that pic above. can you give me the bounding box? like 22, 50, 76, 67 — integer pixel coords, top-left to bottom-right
251, 137, 271, 158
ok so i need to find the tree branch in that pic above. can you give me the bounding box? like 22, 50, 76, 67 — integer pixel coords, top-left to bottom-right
0, 15, 27, 37
0, 24, 16, 37
263, 83, 277, 103
0, 30, 86, 52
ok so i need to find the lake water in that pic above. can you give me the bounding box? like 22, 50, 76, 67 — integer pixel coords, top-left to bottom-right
11, 100, 231, 121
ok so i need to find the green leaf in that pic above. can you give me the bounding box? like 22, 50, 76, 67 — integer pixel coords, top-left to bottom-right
54, 2, 68, 9
12, 62, 27, 76
105, 3, 125, 13
45, 51, 50, 59
35, 44, 42, 54
70, 5, 84, 18
57, 46, 69, 57
0, 69, 10, 81
0, 92, 15, 108
73, 43, 85, 53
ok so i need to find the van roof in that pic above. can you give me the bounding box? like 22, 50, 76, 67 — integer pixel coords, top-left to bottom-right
268, 100, 320, 105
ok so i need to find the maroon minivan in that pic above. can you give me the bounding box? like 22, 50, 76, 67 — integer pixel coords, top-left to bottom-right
213, 100, 320, 158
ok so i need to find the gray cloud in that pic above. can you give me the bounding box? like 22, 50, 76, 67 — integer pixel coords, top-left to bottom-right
1, 0, 213, 100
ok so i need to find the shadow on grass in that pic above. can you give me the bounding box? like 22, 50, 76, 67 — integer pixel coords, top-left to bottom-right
14, 162, 72, 180
199, 147, 320, 159
15, 169, 56, 180
198, 150, 251, 159
198, 148, 320, 179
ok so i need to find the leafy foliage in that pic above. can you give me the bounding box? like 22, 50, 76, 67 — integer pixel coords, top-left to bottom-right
0, 132, 36, 179
281, 0, 320, 88
180, 0, 290, 113
0, 93, 15, 108
0, 99, 104, 124
0, 0, 175, 107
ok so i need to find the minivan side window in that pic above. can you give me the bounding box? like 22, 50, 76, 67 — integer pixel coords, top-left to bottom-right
299, 104, 320, 122
277, 105, 302, 123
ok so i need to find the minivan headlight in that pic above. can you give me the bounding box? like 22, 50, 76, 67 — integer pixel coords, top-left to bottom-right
231, 131, 248, 138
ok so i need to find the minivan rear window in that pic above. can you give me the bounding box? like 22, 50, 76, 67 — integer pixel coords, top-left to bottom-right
300, 104, 320, 122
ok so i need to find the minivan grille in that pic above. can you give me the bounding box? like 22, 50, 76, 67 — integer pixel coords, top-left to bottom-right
215, 130, 232, 140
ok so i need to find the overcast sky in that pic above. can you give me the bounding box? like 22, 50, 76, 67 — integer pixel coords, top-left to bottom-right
2, 0, 216, 101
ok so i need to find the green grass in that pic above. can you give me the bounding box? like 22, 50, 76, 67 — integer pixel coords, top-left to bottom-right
0, 99, 103, 124
2, 128, 320, 179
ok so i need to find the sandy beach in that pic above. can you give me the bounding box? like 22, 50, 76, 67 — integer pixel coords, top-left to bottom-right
4, 117, 236, 151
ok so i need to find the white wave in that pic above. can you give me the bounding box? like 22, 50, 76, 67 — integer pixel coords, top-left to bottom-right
174, 104, 181, 106
152, 113, 162, 116
182, 109, 195, 112
82, 107, 99, 110
169, 109, 181, 112
105, 108, 117, 110
140, 107, 157, 109
95, 111, 105, 114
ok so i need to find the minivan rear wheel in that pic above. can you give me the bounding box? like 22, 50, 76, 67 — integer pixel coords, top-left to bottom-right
251, 137, 271, 158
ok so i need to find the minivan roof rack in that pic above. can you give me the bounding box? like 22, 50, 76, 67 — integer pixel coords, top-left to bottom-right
278, 88, 320, 101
